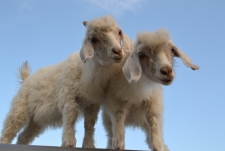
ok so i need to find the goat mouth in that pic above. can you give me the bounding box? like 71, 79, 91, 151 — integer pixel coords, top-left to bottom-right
157, 77, 173, 85
110, 56, 123, 63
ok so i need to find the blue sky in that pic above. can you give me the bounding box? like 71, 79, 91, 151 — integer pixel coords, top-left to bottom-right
0, 0, 225, 151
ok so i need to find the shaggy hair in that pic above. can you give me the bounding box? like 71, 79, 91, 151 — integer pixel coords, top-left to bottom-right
135, 29, 171, 51
87, 16, 119, 33
102, 29, 199, 150
0, 15, 132, 148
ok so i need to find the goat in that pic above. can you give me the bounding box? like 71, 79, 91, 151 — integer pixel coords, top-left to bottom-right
0, 15, 132, 148
102, 29, 199, 151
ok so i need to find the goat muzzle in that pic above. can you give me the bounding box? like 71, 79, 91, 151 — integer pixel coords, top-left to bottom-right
112, 48, 122, 56
160, 66, 173, 76
110, 48, 123, 63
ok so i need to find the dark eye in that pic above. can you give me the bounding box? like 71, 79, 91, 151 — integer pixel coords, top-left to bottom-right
138, 53, 147, 60
118, 30, 122, 35
90, 37, 98, 43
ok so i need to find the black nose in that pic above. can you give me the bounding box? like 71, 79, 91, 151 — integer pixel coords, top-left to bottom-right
160, 66, 172, 76
112, 48, 122, 55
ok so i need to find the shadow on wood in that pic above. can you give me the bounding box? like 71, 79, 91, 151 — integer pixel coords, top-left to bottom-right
0, 144, 131, 151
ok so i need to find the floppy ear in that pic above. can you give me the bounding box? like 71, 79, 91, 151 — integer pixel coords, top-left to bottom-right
173, 46, 199, 70
121, 31, 132, 53
79, 39, 94, 63
122, 50, 142, 83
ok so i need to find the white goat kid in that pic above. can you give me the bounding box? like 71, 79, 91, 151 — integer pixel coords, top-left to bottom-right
0, 15, 131, 148
102, 29, 199, 151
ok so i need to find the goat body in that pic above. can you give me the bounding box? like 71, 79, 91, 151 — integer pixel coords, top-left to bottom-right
102, 29, 199, 151
102, 65, 165, 151
0, 15, 132, 148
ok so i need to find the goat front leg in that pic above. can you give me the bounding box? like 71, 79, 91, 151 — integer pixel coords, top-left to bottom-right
145, 101, 165, 151
111, 107, 126, 150
82, 103, 100, 148
102, 110, 113, 149
61, 101, 78, 147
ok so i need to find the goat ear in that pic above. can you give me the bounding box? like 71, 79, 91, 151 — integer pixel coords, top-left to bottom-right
173, 46, 199, 70
83, 21, 88, 27
80, 39, 94, 63
122, 51, 142, 83
121, 31, 132, 53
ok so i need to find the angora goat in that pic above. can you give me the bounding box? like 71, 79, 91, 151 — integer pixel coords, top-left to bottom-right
0, 15, 132, 148
102, 29, 199, 151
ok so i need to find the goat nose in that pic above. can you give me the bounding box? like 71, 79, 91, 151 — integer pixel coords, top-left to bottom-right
112, 48, 122, 55
160, 66, 172, 76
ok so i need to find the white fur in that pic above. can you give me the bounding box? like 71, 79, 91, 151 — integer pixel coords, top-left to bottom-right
102, 29, 199, 151
0, 15, 132, 148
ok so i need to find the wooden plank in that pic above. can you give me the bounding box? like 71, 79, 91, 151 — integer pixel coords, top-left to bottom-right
0, 144, 126, 151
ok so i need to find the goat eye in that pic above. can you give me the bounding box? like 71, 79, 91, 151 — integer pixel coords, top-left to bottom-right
90, 37, 98, 43
138, 53, 147, 60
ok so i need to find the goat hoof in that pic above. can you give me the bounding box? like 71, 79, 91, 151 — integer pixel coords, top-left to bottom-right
152, 142, 164, 151
112, 137, 124, 150
82, 136, 95, 148
62, 138, 76, 148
